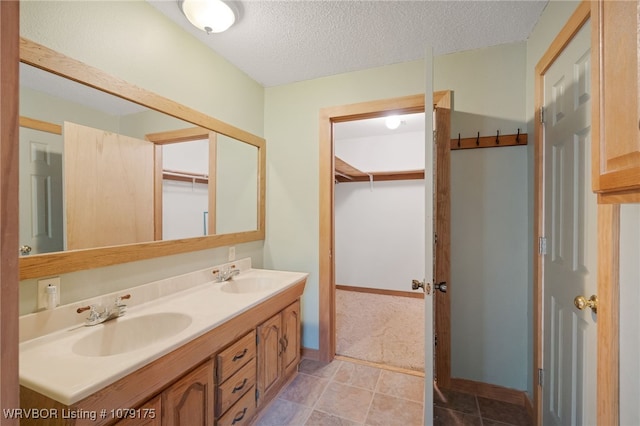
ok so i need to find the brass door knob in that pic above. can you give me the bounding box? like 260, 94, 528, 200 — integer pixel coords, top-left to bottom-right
411, 280, 424, 291
574, 294, 598, 313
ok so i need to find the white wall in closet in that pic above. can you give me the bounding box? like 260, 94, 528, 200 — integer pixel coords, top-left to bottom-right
334, 129, 425, 292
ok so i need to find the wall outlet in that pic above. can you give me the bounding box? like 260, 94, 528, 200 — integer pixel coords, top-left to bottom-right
228, 246, 236, 262
37, 277, 60, 310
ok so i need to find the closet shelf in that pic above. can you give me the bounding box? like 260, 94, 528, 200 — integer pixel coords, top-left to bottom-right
335, 156, 424, 183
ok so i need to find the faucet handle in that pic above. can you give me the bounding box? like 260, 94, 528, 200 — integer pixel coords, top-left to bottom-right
76, 305, 92, 314
114, 294, 130, 316
115, 294, 131, 305
77, 304, 104, 323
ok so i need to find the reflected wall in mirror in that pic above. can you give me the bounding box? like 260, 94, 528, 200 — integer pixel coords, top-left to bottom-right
147, 127, 260, 240
216, 135, 259, 234
162, 139, 210, 240
19, 38, 266, 280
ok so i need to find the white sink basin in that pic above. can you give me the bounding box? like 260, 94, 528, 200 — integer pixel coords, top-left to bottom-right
71, 313, 192, 357
221, 276, 282, 294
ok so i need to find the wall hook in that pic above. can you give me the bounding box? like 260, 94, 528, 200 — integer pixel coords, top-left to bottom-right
457, 133, 461, 148
476, 131, 480, 146
516, 128, 521, 144
496, 130, 500, 145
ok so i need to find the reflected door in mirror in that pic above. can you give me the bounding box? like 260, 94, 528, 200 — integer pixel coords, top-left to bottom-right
19, 126, 64, 254
64, 122, 155, 249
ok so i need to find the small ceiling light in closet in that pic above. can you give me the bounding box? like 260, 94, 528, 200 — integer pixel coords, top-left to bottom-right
180, 0, 237, 34
385, 115, 402, 130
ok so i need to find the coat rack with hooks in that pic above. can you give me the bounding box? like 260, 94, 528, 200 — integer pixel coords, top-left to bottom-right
450, 129, 527, 150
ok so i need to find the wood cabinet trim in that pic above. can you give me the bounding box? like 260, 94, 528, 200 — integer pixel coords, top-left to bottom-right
591, 0, 640, 197
0, 2, 21, 422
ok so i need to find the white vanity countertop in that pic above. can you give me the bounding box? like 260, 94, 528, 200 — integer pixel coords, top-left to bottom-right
19, 267, 308, 406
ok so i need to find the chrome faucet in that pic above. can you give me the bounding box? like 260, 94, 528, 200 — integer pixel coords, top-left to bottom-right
215, 265, 240, 282
77, 294, 130, 326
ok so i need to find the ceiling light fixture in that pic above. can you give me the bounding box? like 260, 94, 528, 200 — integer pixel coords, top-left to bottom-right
180, 0, 237, 34
385, 115, 402, 130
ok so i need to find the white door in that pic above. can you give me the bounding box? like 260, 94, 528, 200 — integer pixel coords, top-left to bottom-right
423, 47, 434, 426
542, 20, 597, 426
18, 126, 64, 255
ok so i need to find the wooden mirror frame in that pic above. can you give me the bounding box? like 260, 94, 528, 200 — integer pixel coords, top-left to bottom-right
19, 38, 266, 280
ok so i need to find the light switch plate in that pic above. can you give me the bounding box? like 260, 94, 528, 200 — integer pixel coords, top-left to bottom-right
228, 246, 236, 262
37, 277, 60, 310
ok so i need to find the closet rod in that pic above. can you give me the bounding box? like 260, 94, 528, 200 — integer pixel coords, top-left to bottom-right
162, 169, 209, 184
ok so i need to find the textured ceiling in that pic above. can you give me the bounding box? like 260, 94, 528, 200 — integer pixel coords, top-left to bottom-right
149, 0, 548, 87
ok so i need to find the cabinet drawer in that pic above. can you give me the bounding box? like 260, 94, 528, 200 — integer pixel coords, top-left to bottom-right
217, 358, 256, 416
216, 386, 256, 426
217, 330, 256, 383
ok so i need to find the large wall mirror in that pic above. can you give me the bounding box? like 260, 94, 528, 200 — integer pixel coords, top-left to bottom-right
18, 38, 266, 280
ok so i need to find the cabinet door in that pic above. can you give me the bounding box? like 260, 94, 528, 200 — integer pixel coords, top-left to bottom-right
281, 301, 301, 377
117, 395, 161, 426
162, 361, 214, 426
256, 313, 282, 406
592, 0, 640, 197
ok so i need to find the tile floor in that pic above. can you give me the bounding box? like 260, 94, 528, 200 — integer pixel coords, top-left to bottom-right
253, 358, 532, 426
434, 387, 532, 426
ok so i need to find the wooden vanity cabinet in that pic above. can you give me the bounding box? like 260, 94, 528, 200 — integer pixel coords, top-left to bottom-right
281, 301, 301, 377
162, 361, 215, 426
116, 361, 214, 426
116, 396, 161, 426
215, 331, 257, 426
256, 300, 300, 408
21, 279, 306, 426
592, 0, 640, 202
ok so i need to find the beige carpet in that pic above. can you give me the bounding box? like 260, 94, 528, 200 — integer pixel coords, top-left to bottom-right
335, 289, 425, 372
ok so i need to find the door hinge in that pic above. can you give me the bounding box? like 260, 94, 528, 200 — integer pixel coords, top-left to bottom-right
434, 233, 438, 245
538, 237, 547, 255
538, 368, 544, 387
539, 106, 545, 124
255, 388, 260, 402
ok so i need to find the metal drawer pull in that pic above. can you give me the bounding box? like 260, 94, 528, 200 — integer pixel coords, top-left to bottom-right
232, 407, 247, 425
232, 378, 248, 393
232, 348, 248, 361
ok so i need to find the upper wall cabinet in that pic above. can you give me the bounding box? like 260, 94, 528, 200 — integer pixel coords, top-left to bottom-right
592, 0, 640, 203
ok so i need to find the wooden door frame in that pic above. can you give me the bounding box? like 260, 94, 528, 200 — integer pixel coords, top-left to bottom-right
534, 2, 619, 425
318, 91, 452, 386
0, 1, 20, 423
